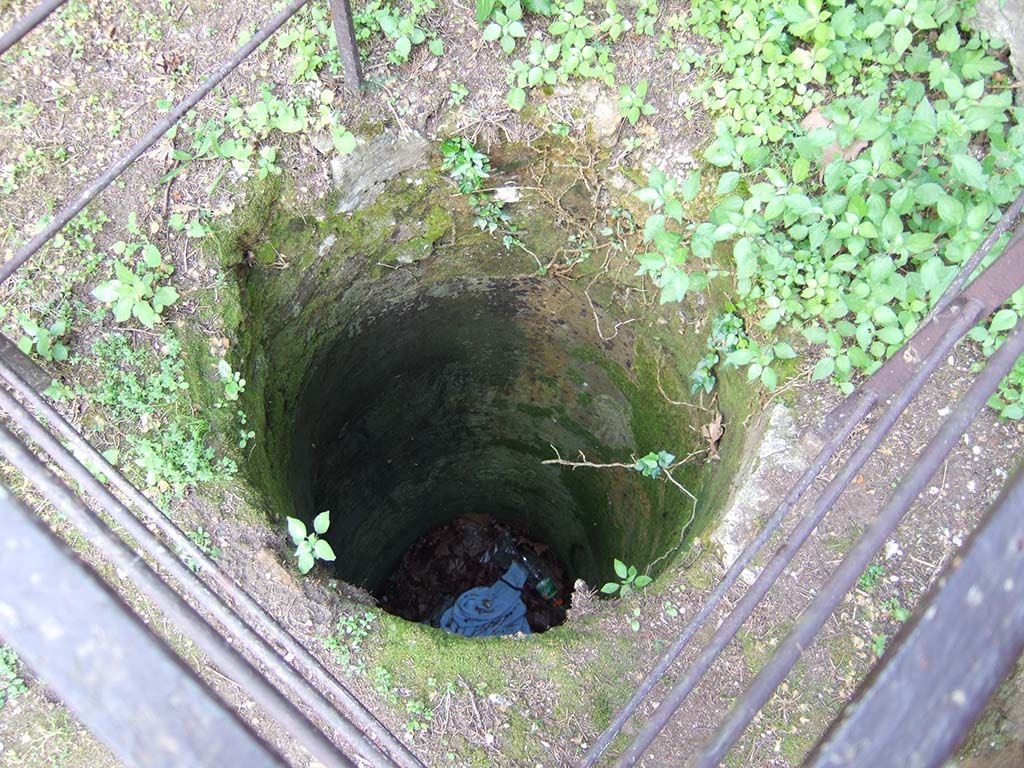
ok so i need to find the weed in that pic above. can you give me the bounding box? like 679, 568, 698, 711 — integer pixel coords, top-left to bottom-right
323, 612, 376, 675
857, 564, 885, 591
617, 78, 656, 125
482, 1, 528, 54
286, 510, 337, 574
81, 332, 237, 500
634, 450, 674, 479
882, 597, 910, 622
448, 82, 469, 105
638, 0, 1023, 417
871, 633, 888, 658
181, 526, 222, 572
16, 313, 69, 363
91, 214, 179, 329
601, 558, 652, 597
0, 645, 28, 709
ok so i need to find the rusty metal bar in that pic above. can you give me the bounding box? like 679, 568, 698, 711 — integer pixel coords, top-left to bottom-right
0, 0, 67, 58
328, 0, 363, 90
0, 421, 357, 768
0, 484, 288, 768
819, 192, 1024, 437
613, 297, 984, 768
0, 356, 425, 768
695, 317, 1024, 767
578, 393, 876, 767
0, 0, 312, 284
804, 462, 1024, 768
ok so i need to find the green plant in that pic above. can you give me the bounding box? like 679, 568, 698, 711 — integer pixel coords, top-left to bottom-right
217, 359, 246, 402
81, 332, 237, 500
882, 597, 910, 622
91, 218, 179, 329
0, 645, 28, 709
858, 563, 885, 590
181, 526, 222, 572
601, 558, 652, 597
448, 82, 469, 105
286, 510, 337, 574
482, 0, 527, 54
636, 0, 1024, 418
617, 78, 656, 125
634, 450, 674, 479
354, 0, 442, 65
16, 313, 69, 362
871, 633, 888, 657
323, 612, 376, 675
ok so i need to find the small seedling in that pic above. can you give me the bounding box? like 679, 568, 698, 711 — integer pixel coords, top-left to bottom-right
857, 564, 885, 591
634, 450, 674, 479
287, 510, 337, 574
91, 243, 179, 329
871, 633, 888, 657
618, 79, 656, 125
217, 359, 246, 402
0, 645, 28, 709
601, 558, 652, 597
882, 597, 911, 622
17, 315, 69, 362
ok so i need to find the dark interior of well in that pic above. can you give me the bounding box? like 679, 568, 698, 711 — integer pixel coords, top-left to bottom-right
283, 277, 695, 633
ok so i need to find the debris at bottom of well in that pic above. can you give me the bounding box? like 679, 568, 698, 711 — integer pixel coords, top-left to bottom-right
378, 514, 569, 633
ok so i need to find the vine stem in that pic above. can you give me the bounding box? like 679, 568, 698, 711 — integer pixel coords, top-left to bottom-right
542, 445, 704, 574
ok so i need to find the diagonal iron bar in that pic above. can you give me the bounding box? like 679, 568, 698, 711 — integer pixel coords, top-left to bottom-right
695, 316, 1024, 767
614, 297, 983, 768
0, 485, 288, 768
0, 0, 312, 284
0, 0, 67, 57
0, 422, 357, 768
0, 357, 425, 768
803, 461, 1024, 768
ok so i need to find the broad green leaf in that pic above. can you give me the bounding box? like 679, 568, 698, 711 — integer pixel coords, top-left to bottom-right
287, 516, 307, 545
297, 551, 315, 574
812, 356, 835, 381
717, 172, 740, 195
476, 0, 496, 23
92, 282, 121, 304
990, 309, 1018, 333
134, 301, 157, 329
601, 582, 620, 594
614, 559, 628, 579
313, 509, 331, 534
152, 286, 179, 311
482, 22, 502, 41
773, 342, 797, 359
893, 27, 912, 54
507, 88, 526, 110
314, 539, 336, 561
761, 366, 778, 391
680, 171, 702, 201
634, 575, 652, 588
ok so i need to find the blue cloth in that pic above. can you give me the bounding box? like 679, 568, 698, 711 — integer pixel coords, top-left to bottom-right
440, 562, 532, 638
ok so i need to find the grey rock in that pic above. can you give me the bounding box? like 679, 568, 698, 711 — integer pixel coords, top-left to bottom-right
331, 130, 431, 214
970, 0, 1024, 86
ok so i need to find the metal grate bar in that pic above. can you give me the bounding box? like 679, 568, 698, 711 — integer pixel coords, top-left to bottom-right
0, 0, 67, 58
0, 421, 357, 768
0, 356, 425, 768
804, 463, 1024, 768
695, 316, 1024, 767
614, 298, 984, 767
0, 484, 288, 768
0, 0, 313, 284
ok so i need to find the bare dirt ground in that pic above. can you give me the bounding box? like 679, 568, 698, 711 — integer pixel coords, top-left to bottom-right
0, 1, 1022, 767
